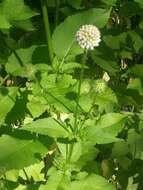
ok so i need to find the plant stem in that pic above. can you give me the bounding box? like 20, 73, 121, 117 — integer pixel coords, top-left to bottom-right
41, 0, 54, 62
55, 0, 60, 27
68, 143, 74, 162
55, 40, 75, 80
66, 144, 69, 163
74, 50, 87, 133
23, 168, 30, 183
67, 50, 87, 164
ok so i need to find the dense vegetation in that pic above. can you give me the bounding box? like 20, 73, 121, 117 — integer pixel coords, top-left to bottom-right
0, 0, 143, 189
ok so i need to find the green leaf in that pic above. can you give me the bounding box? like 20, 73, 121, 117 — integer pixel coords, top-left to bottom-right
96, 113, 127, 130
19, 162, 45, 182
0, 87, 18, 124
4, 162, 45, 182
31, 73, 77, 113
21, 118, 69, 138
0, 0, 38, 29
130, 64, 143, 79
127, 78, 143, 95
39, 167, 70, 190
62, 62, 82, 73
69, 174, 116, 190
0, 13, 11, 29
94, 88, 118, 113
13, 20, 35, 31
102, 0, 117, 6
27, 98, 48, 118
127, 129, 143, 160
93, 55, 119, 75
67, 0, 82, 9
76, 141, 99, 169
86, 113, 127, 144
134, 0, 143, 7
14, 184, 39, 190
5, 45, 49, 78
4, 169, 19, 182
70, 141, 82, 163
126, 177, 139, 190
52, 8, 111, 58
0, 135, 50, 173
128, 31, 143, 52
119, 2, 141, 17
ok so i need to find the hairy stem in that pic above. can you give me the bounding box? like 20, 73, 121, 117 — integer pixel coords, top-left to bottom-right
41, 0, 54, 62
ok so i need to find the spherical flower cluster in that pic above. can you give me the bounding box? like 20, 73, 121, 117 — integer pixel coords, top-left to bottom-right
94, 79, 107, 93
76, 24, 101, 50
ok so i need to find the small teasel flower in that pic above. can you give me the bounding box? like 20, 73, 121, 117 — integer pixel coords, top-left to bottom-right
76, 24, 101, 50
94, 79, 107, 93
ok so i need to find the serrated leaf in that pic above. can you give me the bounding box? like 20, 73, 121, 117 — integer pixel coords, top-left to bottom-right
19, 162, 45, 182
96, 113, 127, 129
127, 78, 143, 95
0, 0, 38, 29
21, 118, 69, 138
67, 0, 82, 9
130, 64, 143, 79
127, 129, 143, 160
93, 56, 119, 75
102, 0, 117, 6
14, 184, 39, 190
62, 62, 82, 73
27, 98, 48, 118
0, 135, 50, 173
69, 174, 116, 190
94, 88, 118, 113
86, 113, 127, 144
0, 13, 11, 29
6, 45, 49, 78
0, 87, 18, 124
39, 168, 70, 190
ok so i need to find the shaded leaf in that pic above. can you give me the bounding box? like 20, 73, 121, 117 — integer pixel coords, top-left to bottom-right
69, 174, 116, 190
0, 87, 18, 124
0, 135, 50, 173
0, 0, 38, 29
21, 118, 69, 138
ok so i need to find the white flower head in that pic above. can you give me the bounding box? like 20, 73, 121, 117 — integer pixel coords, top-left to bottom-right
76, 24, 101, 50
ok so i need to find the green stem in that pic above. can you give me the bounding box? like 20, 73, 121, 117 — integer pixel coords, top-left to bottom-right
74, 50, 87, 133
55, 0, 60, 27
41, 0, 54, 62
68, 143, 74, 162
68, 51, 87, 163
23, 168, 30, 183
56, 40, 75, 79
66, 144, 69, 163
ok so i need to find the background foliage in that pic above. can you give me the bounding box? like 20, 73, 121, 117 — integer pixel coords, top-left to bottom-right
0, 0, 143, 189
